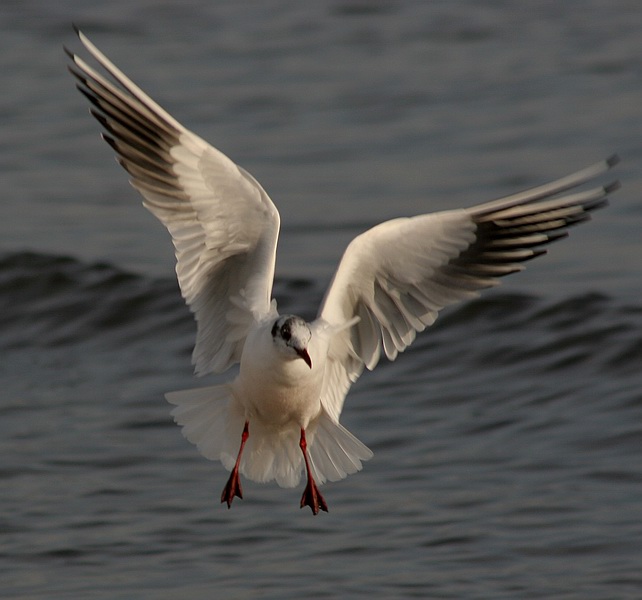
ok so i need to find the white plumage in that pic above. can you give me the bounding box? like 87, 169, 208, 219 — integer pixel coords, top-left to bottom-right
67, 28, 618, 514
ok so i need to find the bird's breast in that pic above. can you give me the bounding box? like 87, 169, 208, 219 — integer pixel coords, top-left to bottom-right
234, 327, 325, 429
235, 361, 323, 429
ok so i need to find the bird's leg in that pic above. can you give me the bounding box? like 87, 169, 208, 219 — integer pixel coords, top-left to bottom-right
299, 427, 328, 515
221, 420, 249, 508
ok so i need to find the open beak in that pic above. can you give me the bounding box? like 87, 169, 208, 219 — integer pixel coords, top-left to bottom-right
296, 347, 312, 369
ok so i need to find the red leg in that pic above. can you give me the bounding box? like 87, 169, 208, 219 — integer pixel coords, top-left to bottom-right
299, 428, 328, 515
221, 421, 249, 508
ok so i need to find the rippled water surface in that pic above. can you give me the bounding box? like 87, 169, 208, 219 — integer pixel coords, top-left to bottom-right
2, 2, 642, 599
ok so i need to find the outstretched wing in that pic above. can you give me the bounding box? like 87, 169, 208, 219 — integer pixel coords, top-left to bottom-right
317, 156, 619, 421
67, 29, 280, 375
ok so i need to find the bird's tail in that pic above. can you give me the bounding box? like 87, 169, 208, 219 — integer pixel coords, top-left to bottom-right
166, 385, 373, 489
166, 383, 237, 464
308, 411, 373, 486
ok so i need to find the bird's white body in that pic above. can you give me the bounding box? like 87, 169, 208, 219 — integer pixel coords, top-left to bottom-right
167, 316, 372, 492
236, 321, 323, 429
67, 28, 618, 513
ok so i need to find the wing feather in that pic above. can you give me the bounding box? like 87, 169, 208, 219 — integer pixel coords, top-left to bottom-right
317, 157, 619, 420
67, 30, 280, 375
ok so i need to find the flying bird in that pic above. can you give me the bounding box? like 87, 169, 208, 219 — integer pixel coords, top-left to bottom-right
66, 28, 619, 514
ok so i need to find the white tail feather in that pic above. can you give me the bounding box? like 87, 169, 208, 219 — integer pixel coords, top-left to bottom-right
166, 384, 236, 461
166, 385, 373, 489
308, 412, 374, 484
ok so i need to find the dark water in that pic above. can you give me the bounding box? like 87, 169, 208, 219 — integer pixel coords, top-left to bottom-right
2, 1, 642, 599
2, 252, 642, 599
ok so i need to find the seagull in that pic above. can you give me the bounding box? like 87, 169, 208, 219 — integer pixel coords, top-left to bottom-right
66, 28, 619, 514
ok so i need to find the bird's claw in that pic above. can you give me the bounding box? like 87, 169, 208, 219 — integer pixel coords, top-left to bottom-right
221, 469, 243, 508
300, 479, 328, 515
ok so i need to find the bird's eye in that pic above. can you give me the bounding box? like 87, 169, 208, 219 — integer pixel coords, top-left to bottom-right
281, 324, 291, 341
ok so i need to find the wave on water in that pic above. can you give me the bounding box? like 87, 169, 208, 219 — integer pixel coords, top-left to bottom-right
0, 251, 190, 350
2, 250, 640, 375
2, 250, 641, 600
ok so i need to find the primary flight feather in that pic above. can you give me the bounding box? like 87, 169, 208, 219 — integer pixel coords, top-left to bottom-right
67, 29, 618, 514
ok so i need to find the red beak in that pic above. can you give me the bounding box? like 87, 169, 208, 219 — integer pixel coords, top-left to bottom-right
296, 348, 312, 369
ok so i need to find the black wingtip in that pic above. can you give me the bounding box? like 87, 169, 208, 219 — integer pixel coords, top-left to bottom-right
512, 248, 548, 264
65, 24, 82, 60
101, 132, 119, 152
604, 180, 621, 195
545, 231, 569, 244
606, 154, 620, 168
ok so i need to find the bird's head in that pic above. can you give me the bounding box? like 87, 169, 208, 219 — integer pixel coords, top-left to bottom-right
271, 315, 312, 368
